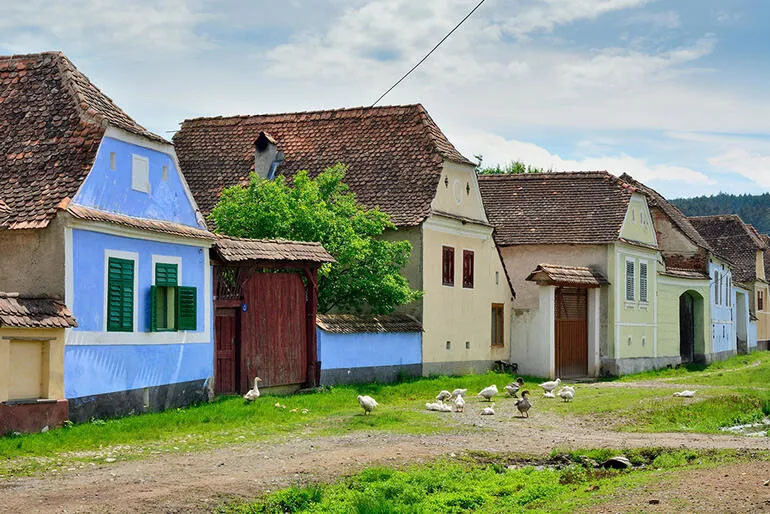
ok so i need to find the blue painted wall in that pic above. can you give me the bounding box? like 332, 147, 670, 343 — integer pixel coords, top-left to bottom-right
71, 229, 206, 332
708, 260, 736, 354
72, 136, 200, 228
65, 344, 212, 398
317, 329, 422, 369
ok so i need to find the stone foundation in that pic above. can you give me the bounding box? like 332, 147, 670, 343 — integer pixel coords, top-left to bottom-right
321, 364, 422, 386
68, 378, 210, 424
758, 340, 770, 352
601, 356, 681, 377
422, 360, 495, 377
0, 399, 69, 434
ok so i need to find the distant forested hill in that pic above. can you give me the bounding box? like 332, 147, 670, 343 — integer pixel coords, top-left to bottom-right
671, 193, 770, 234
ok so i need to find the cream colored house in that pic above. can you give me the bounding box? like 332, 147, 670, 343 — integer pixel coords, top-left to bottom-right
175, 104, 515, 376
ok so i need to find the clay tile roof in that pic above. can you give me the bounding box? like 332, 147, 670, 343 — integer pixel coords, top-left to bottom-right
213, 235, 335, 264
478, 171, 637, 246
689, 214, 766, 283
0, 51, 166, 230
618, 173, 712, 252
173, 104, 474, 227
525, 263, 609, 287
66, 204, 215, 240
763, 234, 770, 278
661, 267, 710, 280
0, 292, 77, 329
316, 313, 422, 333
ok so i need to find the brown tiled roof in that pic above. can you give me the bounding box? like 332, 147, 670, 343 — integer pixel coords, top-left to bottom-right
689, 215, 766, 283
316, 313, 422, 333
173, 104, 474, 227
0, 51, 166, 230
478, 172, 638, 246
213, 235, 334, 264
762, 234, 770, 279
661, 268, 710, 280
66, 204, 216, 241
525, 264, 609, 287
0, 292, 77, 329
618, 174, 712, 252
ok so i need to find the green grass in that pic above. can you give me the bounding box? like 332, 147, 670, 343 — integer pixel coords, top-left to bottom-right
616, 351, 770, 383
218, 449, 760, 513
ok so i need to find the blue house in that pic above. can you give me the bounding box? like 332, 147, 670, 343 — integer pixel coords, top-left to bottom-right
0, 52, 215, 422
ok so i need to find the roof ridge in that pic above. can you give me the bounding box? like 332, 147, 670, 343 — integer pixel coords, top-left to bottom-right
215, 234, 325, 246
478, 170, 617, 179
180, 103, 426, 125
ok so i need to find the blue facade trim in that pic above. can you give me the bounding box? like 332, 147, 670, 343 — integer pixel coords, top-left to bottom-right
316, 329, 422, 369
72, 136, 200, 228
708, 260, 737, 354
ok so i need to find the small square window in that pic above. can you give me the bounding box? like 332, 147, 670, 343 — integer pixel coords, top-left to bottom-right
162, 165, 168, 181
109, 152, 116, 170
131, 154, 150, 193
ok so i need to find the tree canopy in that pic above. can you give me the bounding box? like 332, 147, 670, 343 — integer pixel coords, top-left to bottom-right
672, 192, 770, 234
477, 160, 547, 175
209, 164, 421, 314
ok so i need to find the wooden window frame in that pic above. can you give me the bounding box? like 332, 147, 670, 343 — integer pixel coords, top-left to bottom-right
106, 256, 135, 332
442, 246, 455, 287
491, 303, 505, 347
759, 289, 765, 312
639, 261, 648, 304
625, 258, 635, 303
462, 249, 474, 289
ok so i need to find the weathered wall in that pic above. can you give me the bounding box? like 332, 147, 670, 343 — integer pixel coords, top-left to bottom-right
381, 226, 423, 319
420, 214, 513, 375
619, 193, 658, 246
0, 327, 66, 402
431, 161, 488, 222
656, 278, 710, 360
0, 215, 65, 298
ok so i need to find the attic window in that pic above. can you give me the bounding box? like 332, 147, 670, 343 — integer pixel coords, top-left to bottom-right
109, 152, 116, 170
466, 182, 470, 195
162, 165, 168, 181
131, 154, 150, 193
444, 176, 449, 188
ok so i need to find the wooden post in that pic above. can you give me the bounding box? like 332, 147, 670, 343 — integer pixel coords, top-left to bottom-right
303, 266, 320, 387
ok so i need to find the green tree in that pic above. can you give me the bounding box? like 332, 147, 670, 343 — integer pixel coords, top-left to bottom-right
210, 164, 420, 314
477, 160, 547, 175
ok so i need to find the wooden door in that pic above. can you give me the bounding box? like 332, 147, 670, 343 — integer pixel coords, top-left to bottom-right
240, 272, 308, 390
215, 308, 238, 395
555, 287, 588, 378
679, 293, 694, 363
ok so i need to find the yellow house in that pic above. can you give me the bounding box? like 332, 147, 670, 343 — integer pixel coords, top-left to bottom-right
174, 104, 515, 377
0, 292, 76, 433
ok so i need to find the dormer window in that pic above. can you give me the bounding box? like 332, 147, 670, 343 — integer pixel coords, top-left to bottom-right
131, 154, 150, 193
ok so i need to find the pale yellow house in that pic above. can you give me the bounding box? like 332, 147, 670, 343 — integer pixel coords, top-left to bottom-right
174, 104, 515, 376
0, 292, 76, 433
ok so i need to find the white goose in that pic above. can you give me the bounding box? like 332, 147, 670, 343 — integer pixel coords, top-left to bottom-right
243, 377, 262, 401
477, 384, 498, 402
454, 395, 465, 412
558, 385, 575, 402
539, 378, 561, 397
673, 390, 696, 398
480, 403, 495, 415
357, 395, 378, 415
436, 390, 452, 402
450, 388, 468, 399
426, 401, 452, 412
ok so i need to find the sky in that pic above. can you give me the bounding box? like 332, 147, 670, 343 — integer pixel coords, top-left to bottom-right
2, 0, 769, 199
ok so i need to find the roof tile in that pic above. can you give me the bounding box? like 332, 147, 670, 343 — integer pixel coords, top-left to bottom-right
0, 292, 77, 329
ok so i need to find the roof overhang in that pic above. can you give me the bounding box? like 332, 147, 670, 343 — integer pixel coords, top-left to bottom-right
526, 264, 609, 288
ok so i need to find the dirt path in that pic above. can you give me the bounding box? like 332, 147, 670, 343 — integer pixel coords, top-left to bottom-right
2, 411, 770, 513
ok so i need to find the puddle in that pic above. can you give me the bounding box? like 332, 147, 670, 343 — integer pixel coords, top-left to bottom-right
720, 418, 770, 437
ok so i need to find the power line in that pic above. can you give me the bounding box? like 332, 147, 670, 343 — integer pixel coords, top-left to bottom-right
371, 0, 488, 107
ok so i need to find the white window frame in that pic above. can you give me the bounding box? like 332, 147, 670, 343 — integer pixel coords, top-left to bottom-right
151, 255, 183, 286
639, 260, 649, 306
103, 249, 139, 332
625, 257, 636, 305
131, 154, 150, 193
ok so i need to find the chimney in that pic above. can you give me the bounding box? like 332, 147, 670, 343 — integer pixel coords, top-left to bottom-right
254, 131, 283, 179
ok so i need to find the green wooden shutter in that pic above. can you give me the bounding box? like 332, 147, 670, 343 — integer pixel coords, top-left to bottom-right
107, 257, 134, 332
155, 263, 178, 287
176, 286, 197, 330
149, 285, 158, 332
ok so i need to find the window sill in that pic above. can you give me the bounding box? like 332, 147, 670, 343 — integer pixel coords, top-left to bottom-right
638, 302, 649, 310
462, 285, 474, 290
442, 283, 455, 288
624, 301, 636, 309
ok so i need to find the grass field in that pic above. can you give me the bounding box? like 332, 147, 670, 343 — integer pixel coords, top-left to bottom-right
218, 448, 763, 513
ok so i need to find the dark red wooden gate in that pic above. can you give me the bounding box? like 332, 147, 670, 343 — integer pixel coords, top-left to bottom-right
215, 307, 238, 395
239, 272, 308, 390
555, 287, 588, 378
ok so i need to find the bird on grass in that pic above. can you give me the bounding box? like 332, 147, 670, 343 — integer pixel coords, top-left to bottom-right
558, 386, 575, 402
673, 390, 696, 398
243, 377, 262, 402
450, 388, 468, 399
480, 403, 495, 415
515, 391, 531, 417
477, 384, 498, 402
436, 390, 452, 402
539, 378, 561, 397
505, 377, 525, 397
357, 395, 378, 415
454, 395, 465, 412
426, 401, 452, 412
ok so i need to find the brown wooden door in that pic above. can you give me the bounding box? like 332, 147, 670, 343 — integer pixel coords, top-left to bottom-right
215, 308, 239, 395
240, 272, 308, 390
679, 293, 695, 363
555, 287, 588, 378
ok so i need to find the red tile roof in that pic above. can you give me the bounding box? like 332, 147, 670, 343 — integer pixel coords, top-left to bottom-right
213, 235, 335, 264
478, 172, 638, 246
525, 264, 609, 287
0, 292, 77, 329
689, 215, 766, 284
316, 313, 422, 333
660, 268, 710, 280
0, 51, 166, 230
173, 104, 474, 227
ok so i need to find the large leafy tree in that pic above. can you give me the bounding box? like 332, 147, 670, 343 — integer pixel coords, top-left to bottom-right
210, 164, 420, 314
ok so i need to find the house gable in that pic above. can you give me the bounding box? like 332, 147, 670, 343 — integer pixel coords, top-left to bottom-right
72, 128, 203, 229
619, 193, 657, 246
430, 160, 488, 223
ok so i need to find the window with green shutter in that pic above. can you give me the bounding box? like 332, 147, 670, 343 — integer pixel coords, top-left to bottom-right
151, 263, 178, 331
107, 257, 134, 332
155, 263, 178, 287
176, 286, 197, 330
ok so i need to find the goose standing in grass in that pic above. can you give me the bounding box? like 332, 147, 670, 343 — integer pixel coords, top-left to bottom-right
515, 391, 531, 418
357, 395, 378, 415
477, 384, 498, 402
243, 377, 262, 402
539, 378, 561, 397
480, 403, 495, 415
673, 390, 697, 398
436, 390, 452, 402
505, 377, 525, 397
558, 386, 575, 402
426, 401, 452, 412
450, 388, 467, 399
454, 395, 465, 412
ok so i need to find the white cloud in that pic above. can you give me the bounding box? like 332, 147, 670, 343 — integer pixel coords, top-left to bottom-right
709, 150, 770, 188
624, 10, 681, 29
